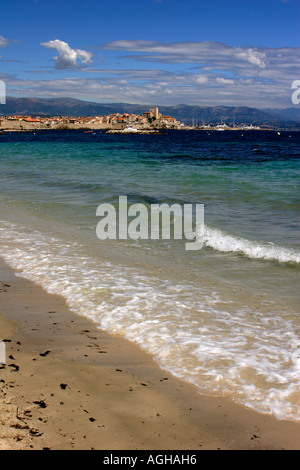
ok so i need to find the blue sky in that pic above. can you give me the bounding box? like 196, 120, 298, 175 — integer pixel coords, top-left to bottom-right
0, 0, 299, 108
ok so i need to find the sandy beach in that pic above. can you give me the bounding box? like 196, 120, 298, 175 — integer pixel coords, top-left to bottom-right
0, 257, 299, 450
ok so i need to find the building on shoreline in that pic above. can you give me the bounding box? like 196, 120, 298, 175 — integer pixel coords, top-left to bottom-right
0, 106, 182, 131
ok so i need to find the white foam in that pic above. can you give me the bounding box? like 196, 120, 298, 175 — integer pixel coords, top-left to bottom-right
202, 225, 300, 263
0, 220, 299, 421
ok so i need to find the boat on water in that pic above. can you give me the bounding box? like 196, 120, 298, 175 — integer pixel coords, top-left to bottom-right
122, 126, 139, 133
106, 128, 163, 135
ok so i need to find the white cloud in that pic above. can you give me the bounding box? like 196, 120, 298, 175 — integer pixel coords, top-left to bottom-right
216, 77, 235, 85
233, 48, 266, 69
41, 39, 93, 69
0, 36, 9, 48
102, 40, 279, 75
1, 67, 295, 109
193, 74, 209, 84
101, 40, 299, 88
3, 40, 299, 108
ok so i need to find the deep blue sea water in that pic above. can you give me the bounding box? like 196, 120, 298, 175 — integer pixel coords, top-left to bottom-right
0, 129, 299, 420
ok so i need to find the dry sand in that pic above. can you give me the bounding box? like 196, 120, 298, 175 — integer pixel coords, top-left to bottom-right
0, 258, 299, 450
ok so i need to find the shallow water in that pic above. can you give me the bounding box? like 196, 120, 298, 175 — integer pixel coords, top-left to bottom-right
0, 129, 299, 420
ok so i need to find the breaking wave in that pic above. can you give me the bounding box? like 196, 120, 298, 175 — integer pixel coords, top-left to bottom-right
202, 225, 300, 264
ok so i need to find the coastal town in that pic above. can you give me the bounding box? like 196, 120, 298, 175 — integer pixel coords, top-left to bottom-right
0, 107, 183, 132
0, 106, 262, 133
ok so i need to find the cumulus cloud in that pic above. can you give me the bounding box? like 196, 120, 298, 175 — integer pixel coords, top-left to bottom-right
41, 39, 93, 69
233, 48, 266, 69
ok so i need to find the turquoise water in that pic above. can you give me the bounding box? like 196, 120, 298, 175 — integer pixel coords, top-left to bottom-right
0, 129, 299, 420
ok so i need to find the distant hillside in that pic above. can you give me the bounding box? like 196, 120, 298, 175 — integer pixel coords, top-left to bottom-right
263, 107, 300, 122
162, 104, 297, 127
0, 97, 126, 118
1, 97, 299, 128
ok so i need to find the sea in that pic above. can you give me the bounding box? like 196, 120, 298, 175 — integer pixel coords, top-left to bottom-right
0, 129, 299, 421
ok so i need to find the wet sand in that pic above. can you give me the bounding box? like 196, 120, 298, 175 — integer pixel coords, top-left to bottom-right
0, 258, 299, 450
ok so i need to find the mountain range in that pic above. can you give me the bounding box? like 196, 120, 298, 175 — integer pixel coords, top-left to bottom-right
1, 97, 300, 128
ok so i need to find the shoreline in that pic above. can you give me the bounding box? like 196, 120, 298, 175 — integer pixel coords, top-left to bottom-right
0, 126, 290, 133
0, 257, 299, 450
